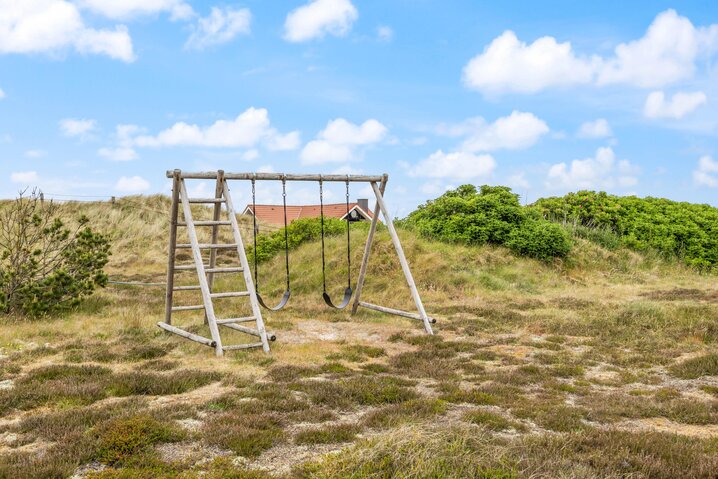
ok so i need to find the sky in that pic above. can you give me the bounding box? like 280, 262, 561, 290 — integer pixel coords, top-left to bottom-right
1, 0, 718, 216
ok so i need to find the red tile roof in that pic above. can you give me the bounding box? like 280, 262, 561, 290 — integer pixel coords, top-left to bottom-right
243, 203, 374, 226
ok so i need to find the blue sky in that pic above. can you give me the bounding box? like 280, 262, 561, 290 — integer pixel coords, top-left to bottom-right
1, 0, 717, 215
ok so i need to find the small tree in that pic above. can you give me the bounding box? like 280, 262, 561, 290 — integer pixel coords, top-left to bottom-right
0, 189, 111, 317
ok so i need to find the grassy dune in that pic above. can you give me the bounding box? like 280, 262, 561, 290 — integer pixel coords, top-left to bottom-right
1, 197, 718, 478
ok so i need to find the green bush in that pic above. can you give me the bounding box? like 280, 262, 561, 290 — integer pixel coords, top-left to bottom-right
533, 191, 718, 269
0, 190, 110, 316
506, 220, 572, 262
403, 185, 571, 261
248, 217, 348, 263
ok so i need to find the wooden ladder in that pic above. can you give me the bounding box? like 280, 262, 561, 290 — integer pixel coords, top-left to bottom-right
159, 170, 273, 356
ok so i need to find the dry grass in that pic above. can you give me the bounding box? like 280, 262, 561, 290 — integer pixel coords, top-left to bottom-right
1, 195, 718, 478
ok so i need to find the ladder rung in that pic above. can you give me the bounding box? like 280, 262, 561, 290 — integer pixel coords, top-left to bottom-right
173, 285, 201, 291
178, 221, 231, 226
222, 342, 264, 351
176, 244, 237, 249
210, 292, 249, 298
216, 316, 255, 325
171, 304, 205, 311
206, 267, 243, 274
175, 264, 202, 271
188, 198, 225, 204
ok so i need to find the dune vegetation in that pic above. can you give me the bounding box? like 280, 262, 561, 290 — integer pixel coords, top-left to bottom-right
0, 192, 717, 478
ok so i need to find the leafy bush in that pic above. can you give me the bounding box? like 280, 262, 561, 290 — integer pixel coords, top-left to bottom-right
506, 220, 572, 262
402, 185, 571, 261
533, 191, 718, 269
248, 217, 348, 263
0, 190, 111, 316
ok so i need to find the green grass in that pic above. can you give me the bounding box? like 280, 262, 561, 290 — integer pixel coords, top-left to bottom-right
670, 354, 718, 379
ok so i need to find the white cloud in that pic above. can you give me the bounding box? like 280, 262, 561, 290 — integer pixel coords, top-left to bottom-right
577, 118, 612, 138
377, 25, 393, 42
77, 0, 193, 20
507, 172, 530, 189
643, 90, 707, 119
0, 87, 4, 99
132, 107, 299, 151
597, 10, 718, 87
409, 150, 496, 180
437, 111, 549, 152
693, 155, 718, 187
463, 9, 718, 94
98, 147, 138, 161
462, 111, 549, 152
463, 30, 597, 94
24, 149, 47, 158
300, 118, 387, 165
185, 6, 251, 50
115, 175, 150, 193
546, 147, 638, 190
59, 118, 97, 138
284, 0, 358, 43
10, 171, 38, 183
266, 131, 301, 151
0, 0, 135, 62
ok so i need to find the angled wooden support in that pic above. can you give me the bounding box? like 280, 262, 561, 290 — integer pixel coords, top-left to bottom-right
353, 180, 434, 335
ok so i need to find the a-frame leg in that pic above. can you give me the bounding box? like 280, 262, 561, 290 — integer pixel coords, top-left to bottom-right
179, 179, 225, 356
164, 170, 181, 326
370, 181, 434, 335
351, 175, 387, 314
222, 179, 271, 353
205, 170, 225, 324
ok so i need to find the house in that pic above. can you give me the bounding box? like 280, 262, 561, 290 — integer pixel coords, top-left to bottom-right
242, 198, 375, 227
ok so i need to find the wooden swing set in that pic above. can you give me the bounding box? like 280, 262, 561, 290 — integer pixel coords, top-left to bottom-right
160, 169, 436, 356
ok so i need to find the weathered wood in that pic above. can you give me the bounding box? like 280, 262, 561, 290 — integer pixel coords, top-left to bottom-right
173, 285, 201, 291
371, 181, 434, 335
215, 316, 256, 325
351, 174, 387, 314
358, 301, 437, 324
157, 322, 216, 347
220, 322, 277, 341
178, 221, 231, 226
176, 243, 237, 249
222, 179, 272, 353
210, 291, 249, 298
167, 170, 384, 183
222, 342, 264, 351
206, 170, 225, 325
179, 179, 225, 356
164, 170, 181, 325
188, 198, 225, 204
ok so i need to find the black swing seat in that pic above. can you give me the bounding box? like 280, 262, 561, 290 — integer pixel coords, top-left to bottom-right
257, 289, 291, 311
323, 286, 353, 310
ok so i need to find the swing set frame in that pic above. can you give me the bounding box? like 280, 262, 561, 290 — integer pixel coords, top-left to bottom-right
162, 170, 435, 355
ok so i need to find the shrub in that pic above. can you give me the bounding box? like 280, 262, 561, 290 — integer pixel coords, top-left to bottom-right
403, 185, 571, 261
248, 217, 347, 263
534, 191, 718, 269
506, 220, 572, 262
0, 190, 110, 316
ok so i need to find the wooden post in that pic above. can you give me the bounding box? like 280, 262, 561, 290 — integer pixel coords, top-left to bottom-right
179, 179, 224, 356
370, 181, 434, 335
111, 196, 116, 207
351, 174, 387, 314
222, 179, 271, 353
164, 170, 181, 325
206, 170, 224, 324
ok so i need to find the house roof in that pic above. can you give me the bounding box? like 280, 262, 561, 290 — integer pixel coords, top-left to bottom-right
243, 203, 374, 226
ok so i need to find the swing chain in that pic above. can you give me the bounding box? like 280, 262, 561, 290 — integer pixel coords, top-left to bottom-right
282, 175, 290, 289
345, 176, 351, 288
319, 176, 326, 293
251, 175, 258, 291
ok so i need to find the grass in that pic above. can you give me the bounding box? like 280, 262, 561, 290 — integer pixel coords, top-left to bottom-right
2, 196, 718, 478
